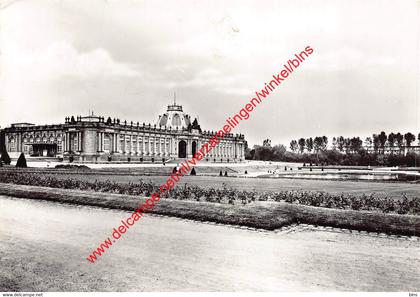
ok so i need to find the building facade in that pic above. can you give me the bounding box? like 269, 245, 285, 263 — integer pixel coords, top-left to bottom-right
2, 103, 246, 163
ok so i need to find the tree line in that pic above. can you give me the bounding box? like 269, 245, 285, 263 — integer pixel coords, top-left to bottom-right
246, 132, 420, 166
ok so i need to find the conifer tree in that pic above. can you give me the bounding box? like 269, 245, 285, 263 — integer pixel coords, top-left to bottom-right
16, 153, 27, 168
0, 150, 11, 165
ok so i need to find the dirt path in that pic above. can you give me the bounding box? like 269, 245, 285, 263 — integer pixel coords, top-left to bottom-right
0, 195, 419, 291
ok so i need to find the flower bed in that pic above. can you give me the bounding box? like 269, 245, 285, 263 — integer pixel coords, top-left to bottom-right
0, 172, 419, 215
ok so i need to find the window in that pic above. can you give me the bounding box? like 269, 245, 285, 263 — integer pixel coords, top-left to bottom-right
10, 138, 15, 151
104, 135, 110, 152
150, 138, 154, 153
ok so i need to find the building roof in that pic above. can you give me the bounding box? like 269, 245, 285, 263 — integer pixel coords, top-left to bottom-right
156, 103, 193, 130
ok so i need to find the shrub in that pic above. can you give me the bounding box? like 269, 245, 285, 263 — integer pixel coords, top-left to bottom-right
15, 153, 27, 168
1, 172, 419, 216
0, 150, 11, 165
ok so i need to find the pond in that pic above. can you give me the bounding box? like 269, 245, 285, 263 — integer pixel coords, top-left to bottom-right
264, 171, 419, 181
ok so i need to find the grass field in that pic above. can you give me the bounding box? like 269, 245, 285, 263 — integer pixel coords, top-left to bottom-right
32, 172, 420, 200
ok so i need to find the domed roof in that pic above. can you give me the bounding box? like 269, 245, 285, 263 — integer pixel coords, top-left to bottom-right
156, 103, 192, 130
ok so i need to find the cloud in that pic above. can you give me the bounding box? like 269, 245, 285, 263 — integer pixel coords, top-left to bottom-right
1, 41, 142, 84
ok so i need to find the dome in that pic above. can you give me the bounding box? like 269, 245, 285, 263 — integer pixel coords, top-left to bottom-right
156, 103, 192, 130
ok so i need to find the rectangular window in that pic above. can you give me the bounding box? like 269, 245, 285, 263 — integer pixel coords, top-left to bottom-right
10, 140, 16, 151
104, 137, 110, 152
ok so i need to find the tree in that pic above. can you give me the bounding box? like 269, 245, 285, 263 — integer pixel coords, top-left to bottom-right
244, 147, 253, 159
16, 153, 27, 168
378, 132, 387, 153
272, 145, 287, 160
305, 137, 313, 153
372, 134, 380, 153
298, 138, 305, 153
253, 145, 273, 160
332, 137, 337, 150
364, 137, 372, 149
404, 132, 415, 147
263, 139, 271, 148
337, 136, 345, 152
388, 133, 396, 151
106, 117, 112, 125
344, 138, 351, 154
321, 136, 328, 151
313, 137, 323, 152
350, 137, 362, 153
70, 116, 76, 123
289, 140, 298, 153
190, 168, 196, 175
0, 150, 11, 165
395, 133, 404, 153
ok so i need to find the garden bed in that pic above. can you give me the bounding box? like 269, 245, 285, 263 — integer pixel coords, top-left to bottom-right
0, 171, 419, 215
0, 183, 419, 236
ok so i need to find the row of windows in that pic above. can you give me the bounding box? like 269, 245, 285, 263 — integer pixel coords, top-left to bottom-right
10, 137, 63, 143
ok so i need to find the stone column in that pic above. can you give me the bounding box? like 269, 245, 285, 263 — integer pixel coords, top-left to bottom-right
116, 133, 121, 153
77, 132, 80, 151
80, 131, 84, 152
111, 133, 115, 152
100, 132, 103, 152
110, 134, 114, 153
67, 132, 71, 152
141, 134, 144, 155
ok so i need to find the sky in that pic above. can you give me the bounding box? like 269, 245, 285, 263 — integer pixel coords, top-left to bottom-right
0, 0, 419, 147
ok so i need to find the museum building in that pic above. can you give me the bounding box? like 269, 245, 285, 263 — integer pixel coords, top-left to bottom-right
1, 103, 246, 163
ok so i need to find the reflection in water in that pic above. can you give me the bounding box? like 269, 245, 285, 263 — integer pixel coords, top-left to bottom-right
267, 172, 408, 181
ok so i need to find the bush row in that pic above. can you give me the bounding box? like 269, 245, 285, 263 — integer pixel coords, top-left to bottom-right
0, 172, 419, 215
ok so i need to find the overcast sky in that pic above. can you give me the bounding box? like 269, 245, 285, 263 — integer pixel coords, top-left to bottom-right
0, 0, 419, 147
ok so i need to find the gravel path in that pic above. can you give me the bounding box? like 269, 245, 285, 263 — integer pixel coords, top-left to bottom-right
0, 195, 419, 291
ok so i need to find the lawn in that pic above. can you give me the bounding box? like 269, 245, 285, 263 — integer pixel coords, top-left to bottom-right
39, 172, 420, 200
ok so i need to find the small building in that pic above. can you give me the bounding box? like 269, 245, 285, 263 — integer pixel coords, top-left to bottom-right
1, 103, 246, 163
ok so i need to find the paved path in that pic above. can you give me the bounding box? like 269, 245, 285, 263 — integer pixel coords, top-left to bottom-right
0, 195, 419, 291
